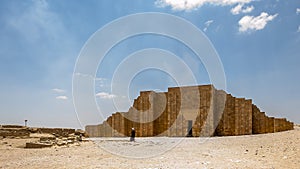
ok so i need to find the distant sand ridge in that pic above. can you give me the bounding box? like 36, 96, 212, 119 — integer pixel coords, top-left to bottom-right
86, 85, 294, 137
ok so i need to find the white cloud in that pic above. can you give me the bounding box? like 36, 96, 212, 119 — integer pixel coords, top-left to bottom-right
231, 4, 243, 15
52, 88, 66, 93
96, 92, 116, 99
238, 12, 278, 32
56, 96, 68, 100
155, 0, 254, 11
203, 20, 214, 32
205, 20, 214, 27
243, 5, 254, 13
297, 8, 300, 15
231, 4, 254, 15
298, 26, 300, 33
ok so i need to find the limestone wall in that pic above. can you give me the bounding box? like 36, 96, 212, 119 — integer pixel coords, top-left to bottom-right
152, 92, 168, 136
85, 84, 294, 137
85, 125, 99, 137
0, 126, 77, 138
215, 94, 236, 136
36, 128, 75, 137
0, 128, 30, 137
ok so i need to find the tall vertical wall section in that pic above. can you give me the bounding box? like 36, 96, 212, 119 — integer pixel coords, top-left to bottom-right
86, 85, 294, 137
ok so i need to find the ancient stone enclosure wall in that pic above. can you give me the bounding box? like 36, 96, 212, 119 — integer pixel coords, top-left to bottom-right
0, 125, 76, 138
86, 85, 294, 137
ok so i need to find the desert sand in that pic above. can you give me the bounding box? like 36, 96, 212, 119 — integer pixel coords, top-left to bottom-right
1, 126, 299, 169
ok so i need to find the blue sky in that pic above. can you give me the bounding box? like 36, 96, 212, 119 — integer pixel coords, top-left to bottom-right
0, 0, 299, 128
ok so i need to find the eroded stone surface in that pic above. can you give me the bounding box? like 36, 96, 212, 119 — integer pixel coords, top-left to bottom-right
86, 85, 294, 137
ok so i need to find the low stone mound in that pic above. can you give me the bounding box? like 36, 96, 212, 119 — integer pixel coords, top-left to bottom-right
25, 135, 85, 148
26, 142, 52, 148
0, 124, 89, 148
36, 128, 76, 137
75, 129, 89, 137
0, 128, 30, 137
0, 125, 25, 128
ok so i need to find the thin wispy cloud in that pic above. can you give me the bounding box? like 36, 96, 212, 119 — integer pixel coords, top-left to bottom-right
74, 73, 94, 79
52, 88, 66, 93
74, 73, 106, 82
203, 20, 214, 32
95, 77, 109, 87
56, 96, 68, 100
95, 77, 107, 81
231, 4, 254, 15
155, 0, 254, 11
238, 12, 278, 32
96, 92, 116, 99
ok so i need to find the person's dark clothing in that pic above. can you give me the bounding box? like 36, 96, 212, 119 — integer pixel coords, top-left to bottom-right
131, 130, 135, 138
130, 129, 135, 141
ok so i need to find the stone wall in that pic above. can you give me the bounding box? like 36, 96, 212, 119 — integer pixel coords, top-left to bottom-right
86, 85, 294, 137
0, 126, 77, 138
0, 128, 30, 137
36, 128, 75, 137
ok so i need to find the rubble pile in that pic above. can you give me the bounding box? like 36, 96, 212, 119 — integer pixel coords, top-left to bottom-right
0, 125, 88, 148
25, 133, 85, 148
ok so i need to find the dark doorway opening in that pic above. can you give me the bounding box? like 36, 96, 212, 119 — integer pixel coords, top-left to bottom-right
187, 120, 193, 137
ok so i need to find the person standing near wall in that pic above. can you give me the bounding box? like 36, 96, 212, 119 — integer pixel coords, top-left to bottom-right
130, 128, 135, 141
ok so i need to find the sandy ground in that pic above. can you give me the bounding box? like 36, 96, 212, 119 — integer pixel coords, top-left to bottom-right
0, 126, 299, 169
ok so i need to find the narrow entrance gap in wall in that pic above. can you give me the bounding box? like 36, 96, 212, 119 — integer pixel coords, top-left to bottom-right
187, 120, 193, 137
